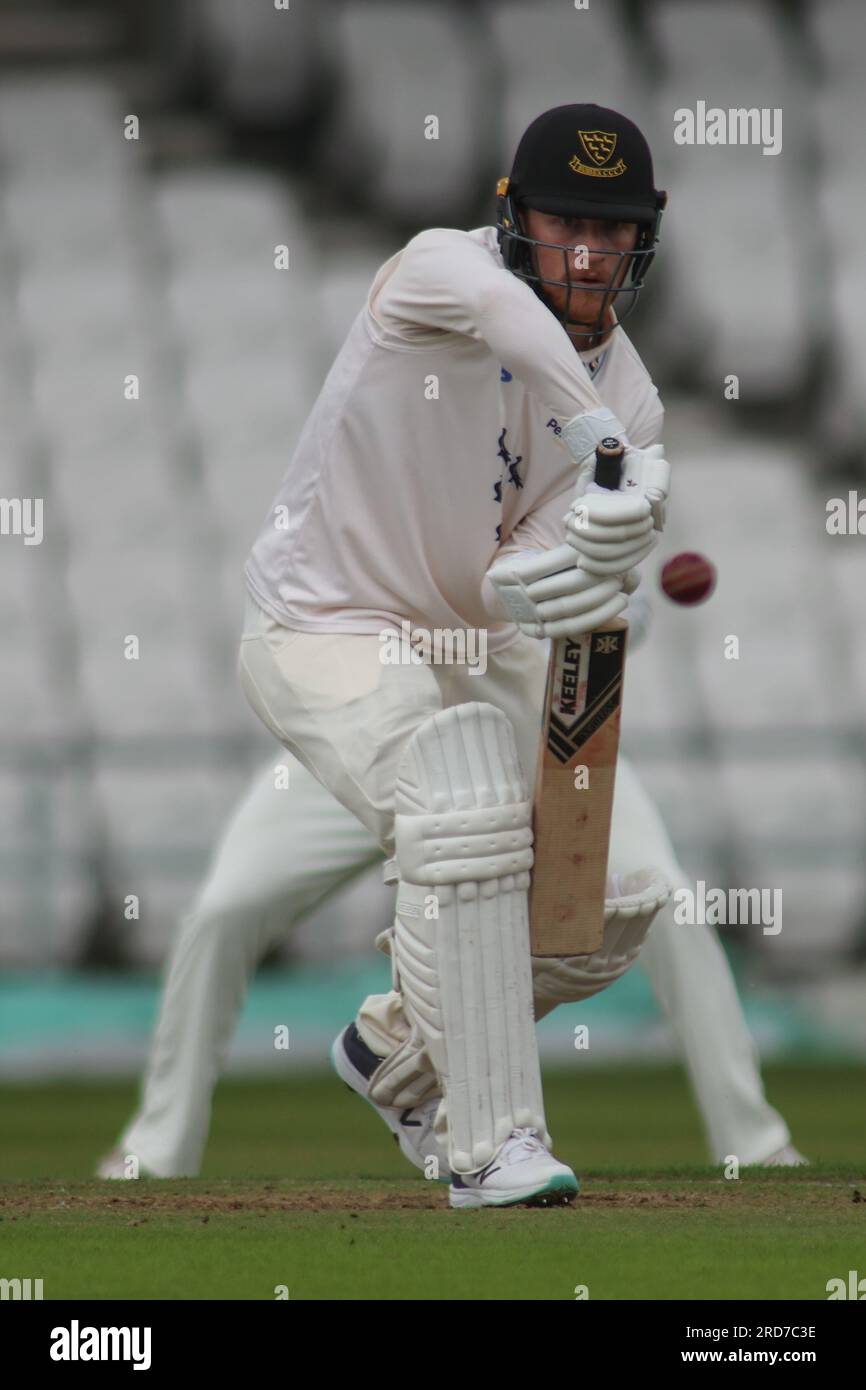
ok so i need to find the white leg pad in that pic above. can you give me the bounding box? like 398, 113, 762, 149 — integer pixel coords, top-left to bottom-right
392, 703, 550, 1174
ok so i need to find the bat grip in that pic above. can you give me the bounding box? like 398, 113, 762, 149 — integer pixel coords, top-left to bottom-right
593, 436, 625, 491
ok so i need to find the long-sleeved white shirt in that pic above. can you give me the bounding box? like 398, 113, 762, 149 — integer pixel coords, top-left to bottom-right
245, 225, 664, 653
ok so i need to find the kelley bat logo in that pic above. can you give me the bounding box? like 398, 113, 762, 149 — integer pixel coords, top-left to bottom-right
547, 629, 625, 763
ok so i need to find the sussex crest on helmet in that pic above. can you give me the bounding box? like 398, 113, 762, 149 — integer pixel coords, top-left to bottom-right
578, 130, 618, 166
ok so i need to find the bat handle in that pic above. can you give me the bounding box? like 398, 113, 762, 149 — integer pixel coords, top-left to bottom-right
593, 436, 625, 491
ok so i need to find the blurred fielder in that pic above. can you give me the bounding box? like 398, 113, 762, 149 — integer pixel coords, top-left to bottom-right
101, 104, 803, 1203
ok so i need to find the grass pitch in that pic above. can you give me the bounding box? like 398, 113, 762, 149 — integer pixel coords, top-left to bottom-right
1, 1064, 863, 1300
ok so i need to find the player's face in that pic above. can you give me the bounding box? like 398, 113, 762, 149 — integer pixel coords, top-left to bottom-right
522, 208, 639, 331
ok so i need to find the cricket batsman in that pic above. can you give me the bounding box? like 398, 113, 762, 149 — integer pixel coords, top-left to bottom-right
100, 104, 804, 1203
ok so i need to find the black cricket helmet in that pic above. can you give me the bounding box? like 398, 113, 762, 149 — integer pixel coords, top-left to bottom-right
496, 103, 667, 341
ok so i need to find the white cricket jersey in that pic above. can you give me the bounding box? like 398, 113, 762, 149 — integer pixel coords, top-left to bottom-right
245, 225, 664, 654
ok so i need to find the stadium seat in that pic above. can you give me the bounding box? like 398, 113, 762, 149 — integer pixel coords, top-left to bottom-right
648, 0, 807, 400
717, 754, 864, 959
182, 355, 311, 465
653, 0, 791, 88
0, 74, 133, 173
0, 638, 65, 740
810, 0, 866, 452
319, 1, 491, 225
618, 748, 731, 889
643, 420, 863, 955
677, 441, 845, 729
1, 175, 143, 270
809, 0, 866, 83
0, 468, 102, 964
49, 437, 202, 553
76, 639, 221, 740
825, 548, 866, 696
17, 264, 152, 353
200, 441, 293, 553
620, 607, 706, 743
0, 490, 81, 736
0, 768, 101, 967
484, 0, 633, 175
30, 353, 168, 457
194, 0, 332, 129
92, 764, 252, 964
154, 169, 306, 268
162, 261, 322, 366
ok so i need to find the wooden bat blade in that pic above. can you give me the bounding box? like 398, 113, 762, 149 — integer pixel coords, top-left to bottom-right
529, 618, 627, 957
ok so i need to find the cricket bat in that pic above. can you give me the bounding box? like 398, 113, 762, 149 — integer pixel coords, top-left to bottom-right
529, 438, 627, 957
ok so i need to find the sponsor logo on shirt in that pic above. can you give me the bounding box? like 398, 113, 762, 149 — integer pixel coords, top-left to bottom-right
494, 426, 524, 542
494, 427, 524, 503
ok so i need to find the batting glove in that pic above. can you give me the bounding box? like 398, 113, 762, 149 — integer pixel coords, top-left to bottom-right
485, 544, 640, 640
559, 408, 671, 533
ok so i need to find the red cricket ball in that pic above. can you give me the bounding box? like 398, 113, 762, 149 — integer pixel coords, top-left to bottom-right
660, 552, 717, 605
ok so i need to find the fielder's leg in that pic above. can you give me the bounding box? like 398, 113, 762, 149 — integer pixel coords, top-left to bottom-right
607, 756, 796, 1165
101, 760, 380, 1177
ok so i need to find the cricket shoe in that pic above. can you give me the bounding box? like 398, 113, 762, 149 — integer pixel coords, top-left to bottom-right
330, 1022, 449, 1180
449, 1128, 579, 1210
760, 1144, 809, 1167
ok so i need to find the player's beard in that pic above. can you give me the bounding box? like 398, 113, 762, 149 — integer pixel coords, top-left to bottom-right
536, 262, 621, 338
559, 286, 618, 340
566, 293, 610, 328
